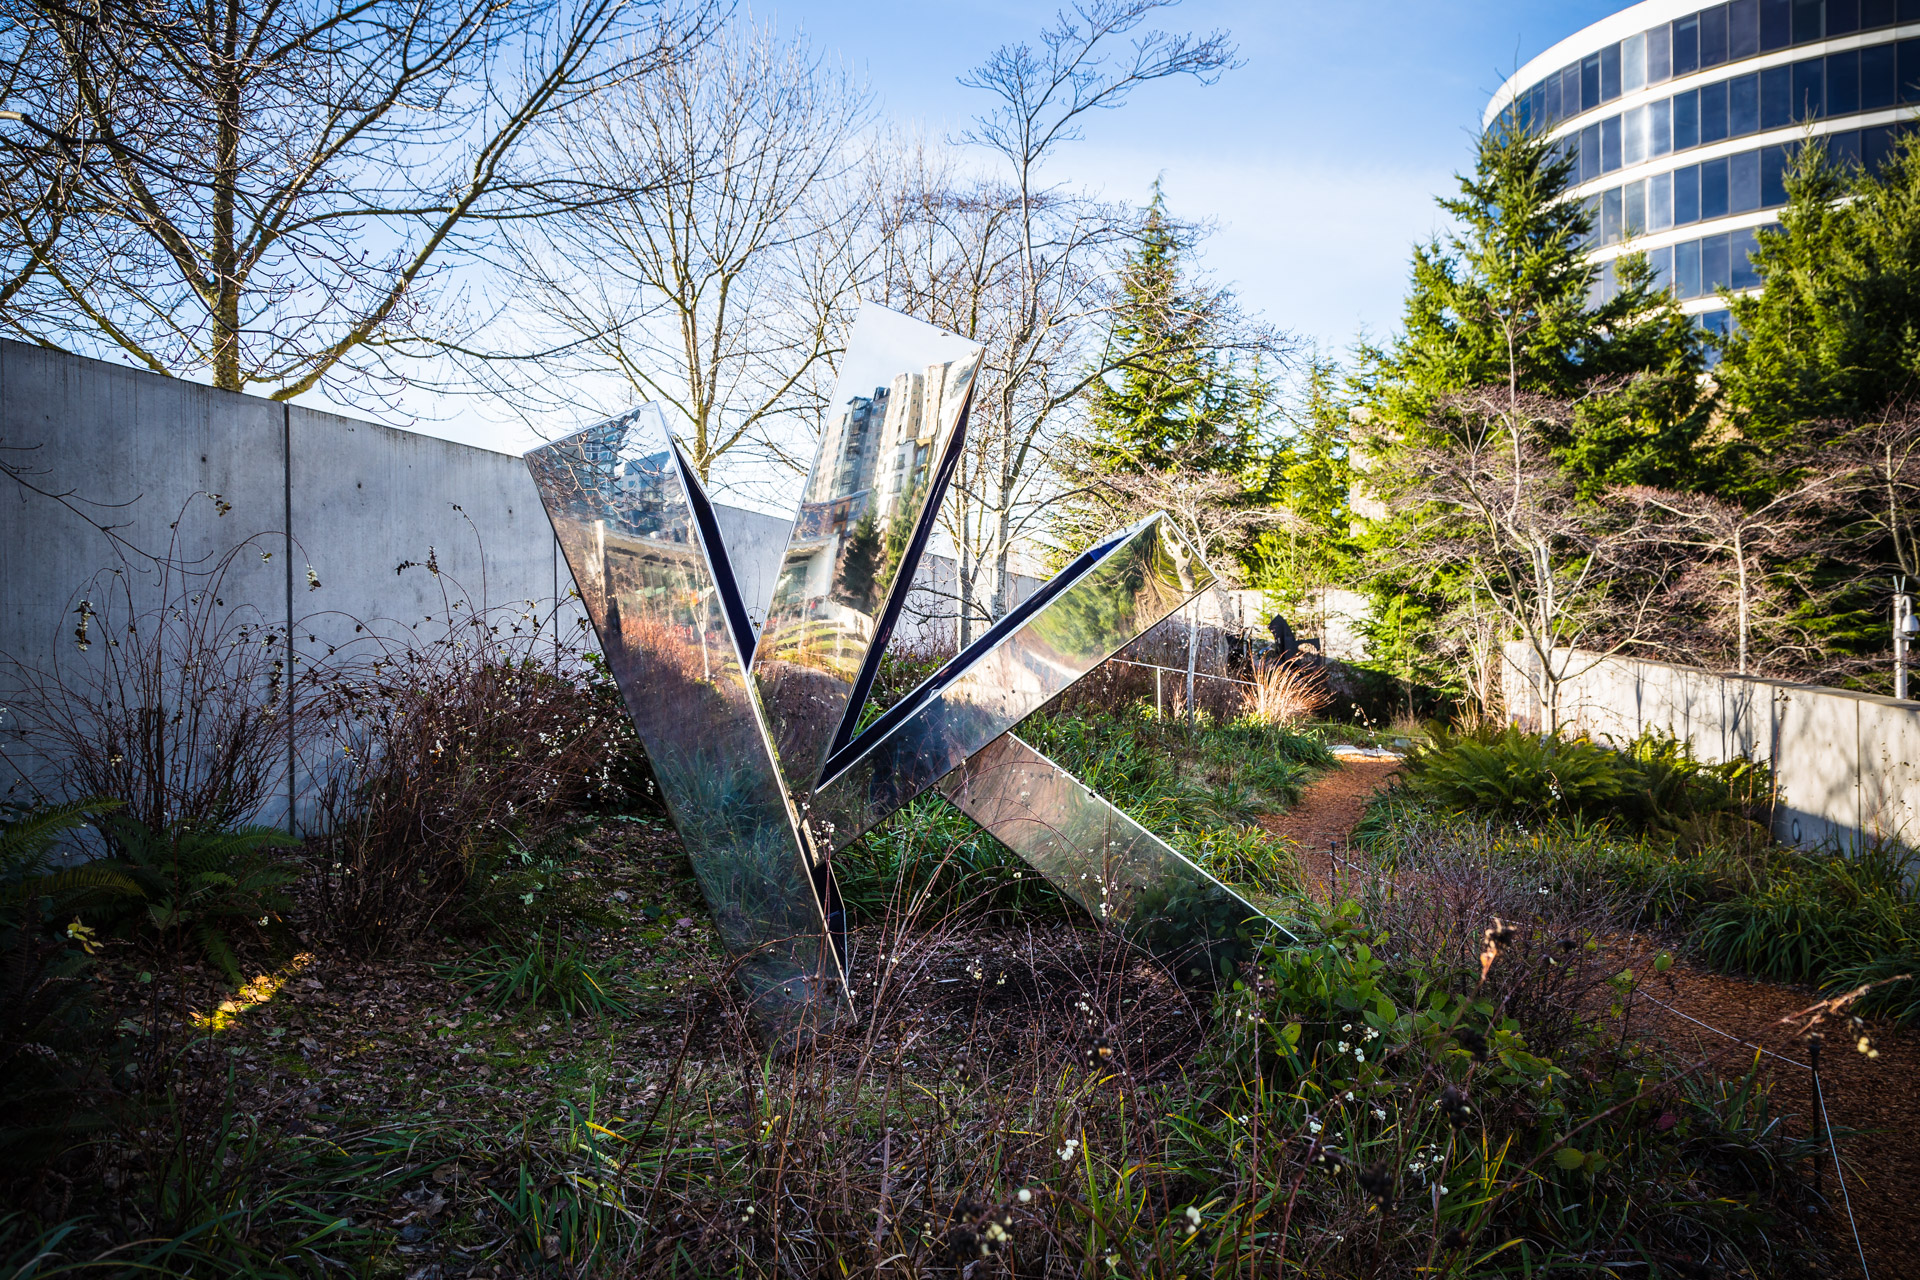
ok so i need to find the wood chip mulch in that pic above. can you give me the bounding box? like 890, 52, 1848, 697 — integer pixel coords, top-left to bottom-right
1615, 936, 1920, 1280
1263, 758, 1919, 1280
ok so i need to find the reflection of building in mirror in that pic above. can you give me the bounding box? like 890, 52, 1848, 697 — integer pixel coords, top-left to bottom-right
780, 361, 957, 643
796, 361, 955, 545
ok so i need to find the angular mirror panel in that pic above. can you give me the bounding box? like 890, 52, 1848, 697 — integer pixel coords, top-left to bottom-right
752, 304, 984, 797
941, 733, 1288, 983
526, 406, 844, 1041
806, 512, 1214, 850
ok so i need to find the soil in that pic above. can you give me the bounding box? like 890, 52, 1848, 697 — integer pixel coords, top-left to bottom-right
1264, 758, 1920, 1280
1256, 756, 1400, 892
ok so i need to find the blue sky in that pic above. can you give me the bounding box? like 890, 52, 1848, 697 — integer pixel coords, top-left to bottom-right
388, 1, 1629, 454
791, 0, 1625, 357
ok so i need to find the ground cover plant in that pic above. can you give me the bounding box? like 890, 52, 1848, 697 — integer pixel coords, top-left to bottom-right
1369, 722, 1920, 1025
0, 659, 1857, 1278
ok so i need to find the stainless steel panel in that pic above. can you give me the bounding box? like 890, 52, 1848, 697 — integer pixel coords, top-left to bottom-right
941, 732, 1286, 981
752, 304, 984, 795
806, 512, 1214, 849
525, 405, 843, 1039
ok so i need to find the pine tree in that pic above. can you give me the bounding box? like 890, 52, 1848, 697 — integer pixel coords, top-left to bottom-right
1371, 123, 1707, 493
1721, 138, 1920, 460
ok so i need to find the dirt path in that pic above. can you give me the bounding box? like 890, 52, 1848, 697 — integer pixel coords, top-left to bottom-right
1256, 756, 1399, 890
1620, 939, 1919, 1280
1259, 759, 1915, 1279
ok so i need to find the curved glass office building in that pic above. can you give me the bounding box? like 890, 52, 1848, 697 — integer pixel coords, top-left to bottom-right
1487, 0, 1920, 336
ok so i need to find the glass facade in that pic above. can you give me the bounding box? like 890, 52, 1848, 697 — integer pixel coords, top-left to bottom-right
1591, 223, 1774, 302
1498, 0, 1920, 137
1579, 122, 1910, 247
1551, 43, 1920, 183
1495, 1, 1920, 342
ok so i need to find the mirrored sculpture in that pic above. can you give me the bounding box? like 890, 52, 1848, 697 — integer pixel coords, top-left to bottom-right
527, 303, 1282, 1041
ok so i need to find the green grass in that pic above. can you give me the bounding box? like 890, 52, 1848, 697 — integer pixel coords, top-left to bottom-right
833, 703, 1328, 923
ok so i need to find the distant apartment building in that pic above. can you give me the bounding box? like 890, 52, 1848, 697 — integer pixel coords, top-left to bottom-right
794, 362, 950, 546
1486, 0, 1920, 337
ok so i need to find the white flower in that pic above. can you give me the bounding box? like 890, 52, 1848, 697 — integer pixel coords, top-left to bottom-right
1354, 1049, 1365, 1062
1373, 1108, 1387, 1121
1336, 1041, 1350, 1054
1343, 1091, 1355, 1101
1017, 1188, 1033, 1203
1342, 1023, 1352, 1032
1307, 1119, 1323, 1134
1057, 1137, 1080, 1162
1438, 1185, 1449, 1195
1183, 1205, 1201, 1230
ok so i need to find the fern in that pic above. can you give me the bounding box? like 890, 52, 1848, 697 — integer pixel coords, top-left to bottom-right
101, 818, 298, 980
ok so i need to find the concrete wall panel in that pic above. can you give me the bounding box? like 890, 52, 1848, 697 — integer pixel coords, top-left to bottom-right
0, 342, 815, 829
1508, 640, 1918, 851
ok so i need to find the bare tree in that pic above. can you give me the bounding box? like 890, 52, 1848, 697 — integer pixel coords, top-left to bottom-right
885, 1, 1236, 644
1384, 387, 1681, 733
1840, 414, 1920, 583
483, 17, 875, 492
0, 0, 709, 403
1619, 474, 1847, 675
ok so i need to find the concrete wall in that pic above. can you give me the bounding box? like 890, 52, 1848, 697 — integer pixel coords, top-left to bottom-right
0, 341, 780, 828
1503, 642, 1920, 849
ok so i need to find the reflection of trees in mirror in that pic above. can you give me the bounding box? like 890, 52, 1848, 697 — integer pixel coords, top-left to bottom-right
1127, 876, 1258, 985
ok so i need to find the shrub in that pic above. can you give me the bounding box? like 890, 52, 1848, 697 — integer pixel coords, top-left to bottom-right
1, 799, 136, 1162
2, 523, 318, 833
1170, 903, 1824, 1276
308, 583, 639, 948
1401, 723, 1771, 845
1402, 722, 1628, 815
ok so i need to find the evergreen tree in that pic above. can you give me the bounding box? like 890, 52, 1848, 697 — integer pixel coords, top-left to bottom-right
1370, 123, 1707, 493
1714, 140, 1920, 667
1084, 187, 1264, 478
1356, 122, 1710, 699
1054, 187, 1278, 563
1251, 355, 1357, 607
1721, 138, 1920, 458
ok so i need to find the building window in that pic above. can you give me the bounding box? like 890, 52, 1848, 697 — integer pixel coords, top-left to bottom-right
1675, 238, 1704, 297
1675, 13, 1702, 75
1731, 0, 1761, 58
1650, 170, 1676, 228
1703, 3, 1731, 66
1675, 163, 1703, 224
1730, 72, 1760, 135
1792, 56, 1825, 119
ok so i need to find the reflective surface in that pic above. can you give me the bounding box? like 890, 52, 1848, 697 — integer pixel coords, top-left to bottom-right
942, 732, 1288, 982
526, 405, 843, 1040
524, 306, 1280, 1040
752, 304, 984, 796
807, 513, 1214, 850
1494, 1, 1913, 139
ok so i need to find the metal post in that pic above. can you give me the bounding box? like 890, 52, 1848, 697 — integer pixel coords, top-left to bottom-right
1154, 666, 1163, 720
1897, 583, 1912, 700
